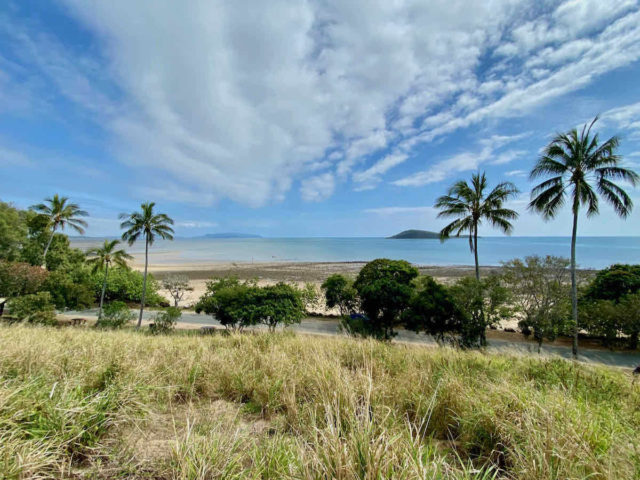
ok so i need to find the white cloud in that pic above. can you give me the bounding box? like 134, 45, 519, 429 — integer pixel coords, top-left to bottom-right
601, 101, 640, 136
505, 169, 527, 177
300, 172, 335, 202
365, 206, 438, 216
3, 0, 639, 205
393, 134, 525, 187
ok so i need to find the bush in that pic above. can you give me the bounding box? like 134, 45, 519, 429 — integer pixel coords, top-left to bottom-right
321, 274, 357, 316
95, 301, 134, 329
353, 259, 418, 340
584, 264, 640, 302
91, 267, 164, 306
6, 292, 57, 325
42, 265, 94, 310
195, 278, 305, 332
403, 276, 465, 345
150, 307, 181, 335
0, 261, 49, 298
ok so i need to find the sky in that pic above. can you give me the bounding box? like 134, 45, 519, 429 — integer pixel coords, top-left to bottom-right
1, 0, 640, 238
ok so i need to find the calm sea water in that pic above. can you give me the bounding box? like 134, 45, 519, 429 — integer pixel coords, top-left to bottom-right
70, 236, 640, 269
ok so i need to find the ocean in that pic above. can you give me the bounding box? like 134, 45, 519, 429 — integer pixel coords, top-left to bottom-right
69, 236, 640, 269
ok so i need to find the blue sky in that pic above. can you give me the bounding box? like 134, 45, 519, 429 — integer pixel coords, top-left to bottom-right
1, 0, 640, 237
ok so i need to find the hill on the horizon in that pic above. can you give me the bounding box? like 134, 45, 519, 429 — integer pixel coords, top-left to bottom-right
202, 232, 262, 239
388, 229, 440, 239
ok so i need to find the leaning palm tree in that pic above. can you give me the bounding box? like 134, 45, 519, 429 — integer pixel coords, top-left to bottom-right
529, 116, 639, 358
119, 202, 174, 328
435, 172, 519, 280
86, 239, 133, 320
31, 194, 89, 267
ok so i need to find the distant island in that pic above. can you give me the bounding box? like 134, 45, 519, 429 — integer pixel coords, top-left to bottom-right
388, 229, 440, 239
202, 233, 262, 239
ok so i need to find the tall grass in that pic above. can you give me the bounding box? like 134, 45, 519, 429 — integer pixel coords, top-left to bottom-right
0, 325, 638, 479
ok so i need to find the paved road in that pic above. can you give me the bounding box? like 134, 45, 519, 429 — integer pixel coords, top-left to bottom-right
64, 308, 640, 369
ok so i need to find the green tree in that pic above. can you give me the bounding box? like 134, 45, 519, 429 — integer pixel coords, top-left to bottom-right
119, 202, 174, 328
321, 274, 357, 316
529, 117, 639, 357
251, 283, 305, 332
195, 278, 254, 331
403, 276, 464, 345
501, 256, 571, 352
30, 194, 88, 268
95, 301, 135, 329
583, 264, 640, 302
0, 201, 28, 261
353, 258, 418, 340
449, 275, 511, 347
0, 261, 48, 299
86, 240, 133, 320
435, 172, 519, 280
7, 291, 57, 325
150, 307, 181, 335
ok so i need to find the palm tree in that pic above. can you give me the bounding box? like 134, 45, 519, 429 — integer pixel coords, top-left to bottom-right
119, 202, 174, 328
86, 239, 133, 320
435, 172, 519, 280
31, 194, 89, 267
529, 116, 639, 358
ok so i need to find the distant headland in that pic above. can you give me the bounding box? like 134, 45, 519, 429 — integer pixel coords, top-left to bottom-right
388, 229, 440, 239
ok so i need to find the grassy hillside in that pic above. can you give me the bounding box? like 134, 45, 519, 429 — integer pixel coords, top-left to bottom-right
0, 326, 638, 479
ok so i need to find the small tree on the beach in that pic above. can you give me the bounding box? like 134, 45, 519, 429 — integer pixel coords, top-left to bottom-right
529, 116, 639, 358
119, 202, 174, 329
162, 274, 193, 307
30, 194, 88, 268
435, 172, 519, 281
86, 239, 132, 320
321, 274, 357, 317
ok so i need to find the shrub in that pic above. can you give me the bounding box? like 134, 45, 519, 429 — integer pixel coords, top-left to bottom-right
584, 264, 640, 302
403, 276, 465, 345
95, 301, 134, 329
0, 261, 49, 298
502, 256, 571, 352
91, 267, 164, 306
353, 258, 418, 340
42, 266, 94, 310
6, 292, 57, 325
449, 275, 511, 348
321, 274, 357, 316
195, 278, 305, 332
150, 307, 181, 335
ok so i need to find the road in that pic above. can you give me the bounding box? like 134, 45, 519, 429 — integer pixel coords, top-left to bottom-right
64, 308, 640, 369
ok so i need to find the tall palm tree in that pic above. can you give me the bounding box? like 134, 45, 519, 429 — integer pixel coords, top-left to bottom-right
31, 194, 89, 267
435, 172, 519, 280
119, 202, 174, 328
86, 239, 133, 320
529, 116, 639, 358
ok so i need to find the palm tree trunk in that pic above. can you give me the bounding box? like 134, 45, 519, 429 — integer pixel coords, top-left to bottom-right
42, 227, 56, 268
570, 206, 579, 359
99, 262, 109, 320
473, 225, 480, 281
137, 237, 149, 329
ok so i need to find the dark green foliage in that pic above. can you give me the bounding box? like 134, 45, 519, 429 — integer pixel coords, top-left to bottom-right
581, 293, 640, 349
321, 274, 357, 316
43, 266, 94, 310
90, 267, 163, 305
403, 276, 464, 344
6, 292, 57, 325
195, 278, 305, 332
388, 229, 440, 239
150, 307, 181, 334
584, 264, 640, 302
95, 301, 134, 329
353, 259, 419, 340
0, 261, 49, 298
449, 275, 511, 348
0, 201, 28, 261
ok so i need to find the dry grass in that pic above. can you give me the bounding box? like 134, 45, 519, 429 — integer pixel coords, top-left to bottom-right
0, 325, 638, 479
